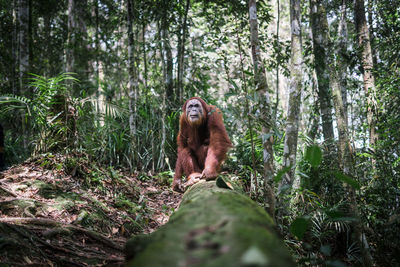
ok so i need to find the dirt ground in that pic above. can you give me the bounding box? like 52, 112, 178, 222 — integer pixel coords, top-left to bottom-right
0, 155, 182, 266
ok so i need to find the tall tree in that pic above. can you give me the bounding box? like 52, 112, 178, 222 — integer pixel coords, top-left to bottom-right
66, 0, 88, 86
17, 0, 30, 149
157, 20, 167, 170
337, 0, 349, 124
335, 0, 351, 168
127, 0, 138, 165
309, 0, 335, 148
354, 0, 378, 149
281, 0, 303, 187
66, 0, 76, 75
176, 0, 190, 105
273, 0, 280, 123
160, 7, 174, 111
248, 0, 275, 216
310, 1, 374, 265
12, 0, 18, 94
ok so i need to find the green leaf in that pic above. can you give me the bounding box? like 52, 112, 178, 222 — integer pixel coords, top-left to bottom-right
228, 79, 240, 91
243, 70, 254, 76
274, 166, 291, 183
333, 172, 361, 190
290, 216, 310, 240
305, 145, 322, 168
224, 92, 238, 98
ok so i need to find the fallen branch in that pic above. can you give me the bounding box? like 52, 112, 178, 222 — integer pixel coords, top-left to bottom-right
0, 181, 18, 197
0, 217, 123, 251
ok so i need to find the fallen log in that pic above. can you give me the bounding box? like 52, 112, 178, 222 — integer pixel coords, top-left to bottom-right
126, 179, 295, 266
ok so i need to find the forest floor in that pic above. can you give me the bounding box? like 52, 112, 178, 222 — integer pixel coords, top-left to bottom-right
0, 154, 182, 266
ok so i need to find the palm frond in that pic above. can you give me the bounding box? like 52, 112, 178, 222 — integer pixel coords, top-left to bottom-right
0, 95, 32, 116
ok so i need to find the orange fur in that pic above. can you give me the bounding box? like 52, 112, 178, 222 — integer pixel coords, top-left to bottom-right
172, 97, 232, 191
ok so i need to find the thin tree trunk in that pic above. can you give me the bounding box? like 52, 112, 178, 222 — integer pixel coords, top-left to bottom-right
177, 0, 190, 105
142, 23, 148, 89
43, 15, 51, 77
127, 0, 138, 166
337, 0, 349, 125
66, 0, 75, 74
66, 0, 88, 84
18, 0, 30, 150
354, 0, 378, 149
93, 0, 105, 126
236, 28, 258, 197
158, 22, 167, 170
248, 0, 275, 217
94, 0, 99, 87
274, 0, 280, 123
309, 0, 335, 149
281, 0, 303, 188
160, 15, 174, 111
367, 0, 378, 67
12, 0, 17, 95
307, 68, 320, 141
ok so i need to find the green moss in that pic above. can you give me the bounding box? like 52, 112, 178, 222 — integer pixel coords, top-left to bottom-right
126, 181, 295, 266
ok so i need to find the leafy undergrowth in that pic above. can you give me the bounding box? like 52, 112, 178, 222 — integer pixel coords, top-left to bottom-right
0, 153, 182, 266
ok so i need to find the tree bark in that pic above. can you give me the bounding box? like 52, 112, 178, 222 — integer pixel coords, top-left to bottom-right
337, 0, 349, 125
274, 0, 280, 123
17, 0, 30, 150
157, 21, 167, 170
281, 0, 303, 187
66, 0, 88, 85
177, 0, 190, 105
309, 0, 335, 148
161, 15, 174, 111
126, 180, 295, 266
127, 0, 138, 164
12, 0, 18, 95
66, 0, 75, 74
248, 0, 275, 217
354, 0, 378, 149
311, 2, 374, 265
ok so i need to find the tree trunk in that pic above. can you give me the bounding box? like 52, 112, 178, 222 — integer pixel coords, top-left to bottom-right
177, 0, 190, 106
66, 0, 88, 85
17, 0, 30, 150
337, 0, 349, 125
161, 15, 174, 111
93, 0, 105, 127
309, 0, 335, 148
248, 0, 275, 217
12, 0, 17, 94
158, 22, 167, 170
281, 0, 303, 187
274, 0, 280, 123
307, 68, 320, 141
142, 23, 148, 89
354, 0, 378, 149
66, 0, 75, 74
126, 180, 295, 266
127, 0, 138, 165
311, 2, 374, 265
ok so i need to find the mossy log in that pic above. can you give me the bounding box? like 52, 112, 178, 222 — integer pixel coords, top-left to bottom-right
126, 180, 295, 266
